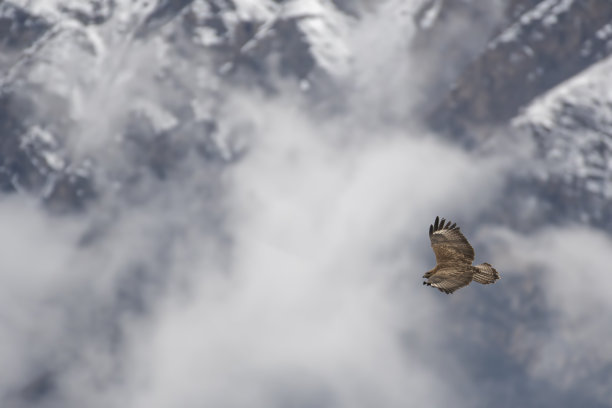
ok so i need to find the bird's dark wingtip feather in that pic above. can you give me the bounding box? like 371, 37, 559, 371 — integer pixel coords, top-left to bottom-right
432, 217, 461, 232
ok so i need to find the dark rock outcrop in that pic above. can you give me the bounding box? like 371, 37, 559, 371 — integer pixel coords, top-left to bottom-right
429, 0, 612, 135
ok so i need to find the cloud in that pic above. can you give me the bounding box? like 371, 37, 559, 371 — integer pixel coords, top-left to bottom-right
0, 197, 82, 399
0, 34, 505, 408
0, 111, 503, 406
480, 225, 612, 405
112, 92, 503, 407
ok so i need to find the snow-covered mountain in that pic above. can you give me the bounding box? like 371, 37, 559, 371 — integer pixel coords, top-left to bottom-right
2, 1, 612, 408
5, 0, 610, 221
0, 0, 364, 211
510, 54, 612, 230
410, 0, 612, 232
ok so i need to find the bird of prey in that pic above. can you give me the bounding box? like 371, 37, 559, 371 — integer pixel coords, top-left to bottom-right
423, 216, 500, 294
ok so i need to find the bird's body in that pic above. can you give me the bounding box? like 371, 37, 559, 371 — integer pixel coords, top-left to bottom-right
423, 216, 500, 294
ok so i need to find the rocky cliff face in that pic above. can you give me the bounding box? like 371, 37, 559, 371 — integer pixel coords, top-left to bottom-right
0, 0, 358, 213
511, 54, 612, 229
428, 0, 612, 132
413, 0, 612, 233
3, 0, 604, 223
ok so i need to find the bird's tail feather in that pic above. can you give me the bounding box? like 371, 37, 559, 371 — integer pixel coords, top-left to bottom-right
472, 263, 500, 284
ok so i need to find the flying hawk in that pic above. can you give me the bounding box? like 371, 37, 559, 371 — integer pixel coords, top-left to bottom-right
423, 216, 500, 294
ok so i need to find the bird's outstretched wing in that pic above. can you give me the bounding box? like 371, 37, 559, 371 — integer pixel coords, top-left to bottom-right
424, 268, 473, 294
428, 216, 474, 265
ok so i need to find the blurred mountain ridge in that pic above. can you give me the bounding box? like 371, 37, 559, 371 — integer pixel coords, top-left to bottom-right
1, 0, 611, 227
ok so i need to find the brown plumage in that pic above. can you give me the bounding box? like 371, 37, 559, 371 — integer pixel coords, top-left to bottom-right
423, 216, 500, 294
